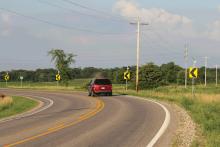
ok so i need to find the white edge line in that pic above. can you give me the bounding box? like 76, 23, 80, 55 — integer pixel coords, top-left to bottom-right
0, 95, 54, 123
126, 95, 171, 147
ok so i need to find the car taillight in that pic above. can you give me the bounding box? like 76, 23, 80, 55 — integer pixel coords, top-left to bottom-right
93, 85, 99, 90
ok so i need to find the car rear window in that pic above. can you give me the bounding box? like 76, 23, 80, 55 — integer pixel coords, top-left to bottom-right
94, 79, 111, 85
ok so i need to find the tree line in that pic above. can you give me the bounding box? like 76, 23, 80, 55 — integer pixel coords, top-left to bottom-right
0, 62, 219, 89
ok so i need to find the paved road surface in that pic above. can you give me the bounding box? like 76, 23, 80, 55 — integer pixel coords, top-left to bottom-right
0, 89, 177, 147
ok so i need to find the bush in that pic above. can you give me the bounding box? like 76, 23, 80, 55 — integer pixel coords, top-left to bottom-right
0, 95, 13, 111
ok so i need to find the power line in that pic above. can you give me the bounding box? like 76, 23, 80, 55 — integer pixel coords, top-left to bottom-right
37, 0, 128, 24
142, 31, 182, 56
0, 7, 127, 35
61, 0, 130, 22
148, 28, 182, 53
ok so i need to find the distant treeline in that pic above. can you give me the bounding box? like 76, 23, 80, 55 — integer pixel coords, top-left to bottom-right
0, 62, 219, 88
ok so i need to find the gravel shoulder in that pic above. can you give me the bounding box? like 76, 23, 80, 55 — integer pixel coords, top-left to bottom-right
153, 101, 196, 147
170, 103, 196, 147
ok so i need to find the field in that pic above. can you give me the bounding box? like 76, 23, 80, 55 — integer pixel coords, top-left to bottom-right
0, 96, 38, 119
0, 80, 219, 147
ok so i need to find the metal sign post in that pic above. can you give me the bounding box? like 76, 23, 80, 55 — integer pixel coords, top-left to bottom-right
4, 72, 9, 87
124, 67, 130, 91
56, 71, 61, 87
191, 59, 197, 96
126, 67, 129, 91
20, 76, 23, 88
126, 79, 128, 91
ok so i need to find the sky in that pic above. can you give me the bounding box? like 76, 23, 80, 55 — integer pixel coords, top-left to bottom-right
0, 0, 220, 71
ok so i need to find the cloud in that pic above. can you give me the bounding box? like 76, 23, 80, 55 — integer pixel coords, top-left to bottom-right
31, 27, 98, 46
114, 0, 192, 27
206, 20, 220, 41
218, 5, 220, 12
0, 12, 12, 36
1, 13, 11, 24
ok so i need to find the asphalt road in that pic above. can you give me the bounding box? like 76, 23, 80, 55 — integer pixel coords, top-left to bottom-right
0, 89, 177, 147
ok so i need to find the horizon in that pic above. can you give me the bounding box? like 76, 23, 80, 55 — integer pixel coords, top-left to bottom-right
0, 61, 216, 72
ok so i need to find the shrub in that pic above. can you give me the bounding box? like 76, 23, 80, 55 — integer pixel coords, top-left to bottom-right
0, 94, 13, 110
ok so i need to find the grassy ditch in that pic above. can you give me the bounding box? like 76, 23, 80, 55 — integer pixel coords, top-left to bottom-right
0, 95, 38, 119
114, 85, 220, 147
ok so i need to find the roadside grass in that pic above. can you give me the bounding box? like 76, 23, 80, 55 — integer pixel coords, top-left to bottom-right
0, 96, 38, 119
0, 79, 90, 91
0, 80, 219, 146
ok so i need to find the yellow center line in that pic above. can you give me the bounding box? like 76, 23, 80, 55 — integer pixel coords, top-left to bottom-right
47, 124, 65, 131
4, 98, 104, 147
7, 99, 101, 138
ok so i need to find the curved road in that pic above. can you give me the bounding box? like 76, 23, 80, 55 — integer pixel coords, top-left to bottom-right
0, 89, 177, 147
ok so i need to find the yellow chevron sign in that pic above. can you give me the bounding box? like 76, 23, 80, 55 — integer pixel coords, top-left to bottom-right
124, 71, 130, 80
56, 74, 61, 81
189, 67, 198, 78
4, 74, 10, 81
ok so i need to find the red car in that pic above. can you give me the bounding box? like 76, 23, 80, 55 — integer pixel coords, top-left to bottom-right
88, 78, 112, 96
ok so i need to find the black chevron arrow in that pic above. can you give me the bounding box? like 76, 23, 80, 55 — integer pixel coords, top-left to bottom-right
190, 68, 197, 78
125, 73, 129, 79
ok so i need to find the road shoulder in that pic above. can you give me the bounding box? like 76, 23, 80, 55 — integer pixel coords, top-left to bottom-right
126, 95, 196, 147
151, 101, 196, 147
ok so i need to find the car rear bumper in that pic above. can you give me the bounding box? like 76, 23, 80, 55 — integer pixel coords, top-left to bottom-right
94, 90, 112, 94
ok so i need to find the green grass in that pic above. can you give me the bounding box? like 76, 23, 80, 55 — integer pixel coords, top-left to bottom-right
0, 79, 90, 91
0, 96, 38, 119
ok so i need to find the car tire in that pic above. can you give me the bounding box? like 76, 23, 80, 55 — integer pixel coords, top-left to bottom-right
109, 92, 112, 96
91, 91, 95, 97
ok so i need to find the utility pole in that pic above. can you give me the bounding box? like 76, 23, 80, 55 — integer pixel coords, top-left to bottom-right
216, 65, 218, 87
130, 17, 148, 92
184, 44, 188, 88
204, 56, 208, 87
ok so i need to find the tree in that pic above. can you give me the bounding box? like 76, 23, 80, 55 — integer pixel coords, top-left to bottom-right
48, 49, 76, 86
139, 63, 163, 89
177, 70, 185, 85
160, 62, 182, 84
